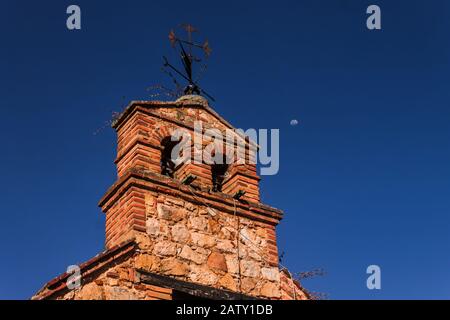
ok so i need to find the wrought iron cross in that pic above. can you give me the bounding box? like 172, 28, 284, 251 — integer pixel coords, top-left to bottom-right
162, 24, 215, 101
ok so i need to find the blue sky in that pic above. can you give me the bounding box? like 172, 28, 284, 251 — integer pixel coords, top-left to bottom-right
1, 0, 450, 299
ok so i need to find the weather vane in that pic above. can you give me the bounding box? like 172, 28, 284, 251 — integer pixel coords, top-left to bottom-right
161, 24, 215, 102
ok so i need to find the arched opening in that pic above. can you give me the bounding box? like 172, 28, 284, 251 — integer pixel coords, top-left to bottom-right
160, 137, 178, 178
211, 153, 230, 192
211, 163, 228, 192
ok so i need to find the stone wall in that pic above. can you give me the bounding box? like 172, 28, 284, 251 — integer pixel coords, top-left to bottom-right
133, 191, 282, 299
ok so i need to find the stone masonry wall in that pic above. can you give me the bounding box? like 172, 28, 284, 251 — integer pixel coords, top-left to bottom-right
134, 191, 282, 299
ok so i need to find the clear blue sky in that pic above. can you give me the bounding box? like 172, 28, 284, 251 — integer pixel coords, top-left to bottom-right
1, 0, 450, 299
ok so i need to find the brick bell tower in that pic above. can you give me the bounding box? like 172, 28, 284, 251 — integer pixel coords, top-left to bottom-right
33, 94, 308, 300
101, 95, 266, 250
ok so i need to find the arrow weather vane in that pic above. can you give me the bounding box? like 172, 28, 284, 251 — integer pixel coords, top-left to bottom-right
162, 24, 215, 102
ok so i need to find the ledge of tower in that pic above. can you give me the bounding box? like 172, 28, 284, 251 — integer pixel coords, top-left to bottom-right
111, 94, 231, 130
111, 94, 259, 149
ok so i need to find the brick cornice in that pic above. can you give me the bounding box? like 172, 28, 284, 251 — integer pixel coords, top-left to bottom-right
113, 100, 234, 131
98, 169, 283, 226
32, 239, 137, 300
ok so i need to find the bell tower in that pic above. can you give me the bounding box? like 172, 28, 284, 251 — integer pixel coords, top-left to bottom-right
97, 94, 302, 298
